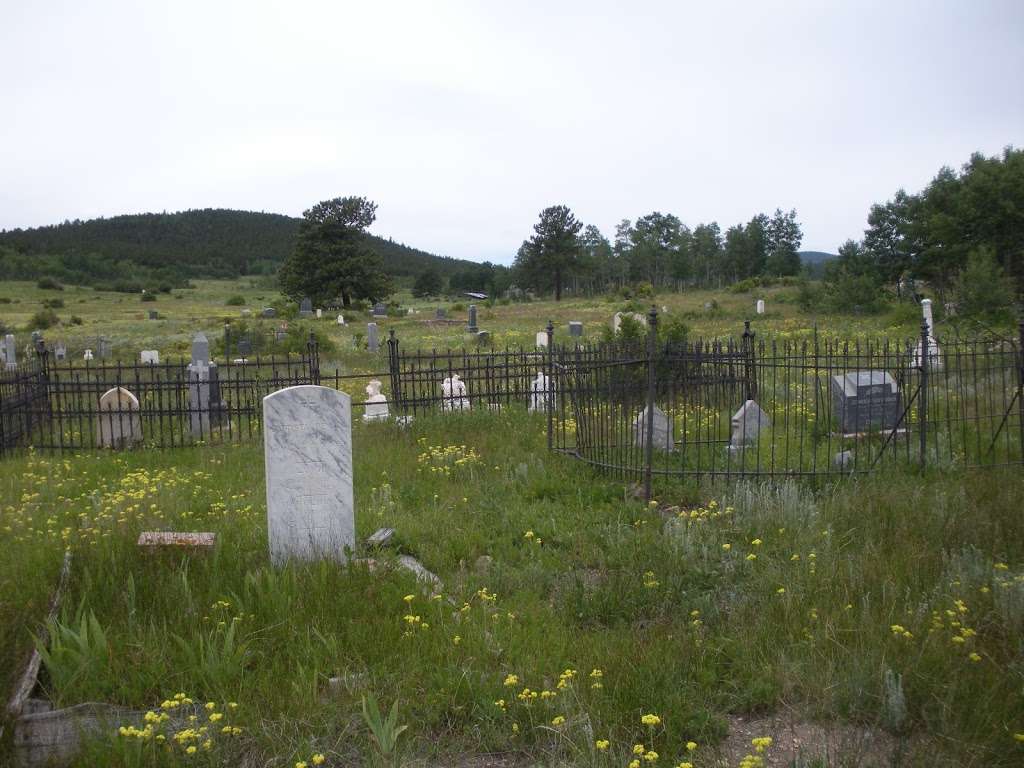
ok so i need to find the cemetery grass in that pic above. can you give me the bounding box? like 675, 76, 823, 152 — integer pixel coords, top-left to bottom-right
2, 411, 1024, 766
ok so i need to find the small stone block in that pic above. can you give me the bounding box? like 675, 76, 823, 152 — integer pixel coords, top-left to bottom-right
137, 531, 216, 549
366, 527, 395, 548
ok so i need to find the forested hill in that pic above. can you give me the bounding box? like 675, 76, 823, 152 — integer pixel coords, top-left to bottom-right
0, 208, 474, 286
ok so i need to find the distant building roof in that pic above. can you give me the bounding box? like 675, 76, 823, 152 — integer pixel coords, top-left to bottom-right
463, 292, 488, 300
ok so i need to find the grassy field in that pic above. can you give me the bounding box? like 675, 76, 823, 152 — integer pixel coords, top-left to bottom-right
2, 280, 1023, 766
0, 278, 942, 372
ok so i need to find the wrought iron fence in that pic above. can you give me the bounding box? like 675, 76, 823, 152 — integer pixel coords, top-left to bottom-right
551, 311, 1024, 495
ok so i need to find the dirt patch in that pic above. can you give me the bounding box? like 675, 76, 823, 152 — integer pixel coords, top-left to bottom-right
713, 713, 898, 767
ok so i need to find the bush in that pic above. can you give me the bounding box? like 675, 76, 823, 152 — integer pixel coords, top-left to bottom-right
730, 278, 758, 294
451, 302, 465, 312
0, 297, 10, 304
225, 295, 246, 306
42, 298, 65, 309
37, 277, 63, 291
29, 308, 59, 330
141, 292, 157, 302
955, 246, 1016, 324
658, 314, 690, 346
70, 315, 83, 325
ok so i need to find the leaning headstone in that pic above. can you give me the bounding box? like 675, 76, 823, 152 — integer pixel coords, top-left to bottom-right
367, 323, 379, 353
476, 330, 490, 346
97, 386, 143, 448
568, 321, 583, 338
299, 297, 313, 317
362, 379, 389, 422
140, 350, 160, 365
536, 331, 548, 349
54, 342, 67, 362
528, 371, 553, 412
756, 299, 765, 315
830, 371, 901, 435
729, 400, 770, 452
263, 385, 354, 565
372, 303, 387, 318
3, 334, 15, 371
632, 405, 675, 452
467, 304, 478, 333
336, 314, 345, 325
262, 307, 276, 318
367, 527, 395, 548
442, 374, 470, 411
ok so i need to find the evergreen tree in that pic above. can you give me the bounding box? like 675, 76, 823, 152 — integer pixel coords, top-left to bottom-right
278, 196, 391, 308
514, 205, 583, 301
412, 268, 444, 297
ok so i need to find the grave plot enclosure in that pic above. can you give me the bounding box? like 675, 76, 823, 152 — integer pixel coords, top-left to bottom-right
553, 316, 1024, 489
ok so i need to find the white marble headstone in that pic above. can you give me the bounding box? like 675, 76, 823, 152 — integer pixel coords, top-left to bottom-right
263, 385, 354, 565
363, 379, 389, 422
140, 350, 160, 364
535, 331, 548, 348
528, 371, 553, 412
756, 299, 765, 314
97, 386, 143, 448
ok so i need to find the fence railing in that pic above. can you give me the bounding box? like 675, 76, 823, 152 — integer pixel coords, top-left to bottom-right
551, 312, 1024, 495
1, 317, 1022, 499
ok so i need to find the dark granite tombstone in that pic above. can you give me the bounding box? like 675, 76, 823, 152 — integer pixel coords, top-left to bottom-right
148, 310, 159, 320
467, 304, 478, 333
262, 307, 276, 318
236, 338, 253, 357
830, 371, 901, 434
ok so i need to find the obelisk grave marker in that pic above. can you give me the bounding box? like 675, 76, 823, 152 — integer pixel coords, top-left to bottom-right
263, 385, 354, 565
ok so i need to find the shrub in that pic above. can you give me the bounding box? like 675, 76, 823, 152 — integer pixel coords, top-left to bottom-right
658, 314, 690, 346
955, 246, 1016, 324
730, 278, 758, 293
42, 298, 65, 309
225, 295, 246, 306
451, 302, 465, 312
70, 315, 83, 326
0, 297, 10, 304
29, 308, 60, 330
140, 293, 157, 302
37, 276, 63, 291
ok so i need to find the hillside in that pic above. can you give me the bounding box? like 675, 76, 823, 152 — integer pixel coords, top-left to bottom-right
798, 250, 837, 265
0, 208, 475, 288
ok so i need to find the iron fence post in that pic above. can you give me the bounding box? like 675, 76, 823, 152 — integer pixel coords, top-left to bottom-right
387, 330, 402, 411
1018, 318, 1024, 464
919, 318, 929, 468
546, 320, 554, 451
643, 306, 659, 503
307, 330, 320, 385
742, 320, 756, 401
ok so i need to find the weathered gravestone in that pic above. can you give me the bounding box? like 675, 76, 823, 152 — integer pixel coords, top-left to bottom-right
362, 379, 389, 422
299, 297, 313, 317
187, 333, 224, 437
830, 371, 901, 434
535, 331, 548, 348
97, 387, 143, 448
140, 350, 160, 364
262, 307, 276, 318
435, 308, 447, 319
316, 308, 322, 319
336, 314, 345, 325
612, 312, 647, 334
148, 310, 159, 320
466, 304, 478, 333
97, 338, 112, 360
367, 322, 379, 352
476, 330, 490, 346
236, 338, 253, 357
756, 299, 765, 315
263, 385, 354, 564
528, 371, 553, 412
729, 400, 770, 452
54, 343, 67, 362
568, 321, 583, 338
3, 334, 15, 370
372, 303, 387, 318
632, 405, 675, 452
442, 374, 470, 411
83, 349, 94, 361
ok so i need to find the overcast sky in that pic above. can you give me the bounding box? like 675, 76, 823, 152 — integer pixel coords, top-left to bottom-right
2, 1, 1022, 264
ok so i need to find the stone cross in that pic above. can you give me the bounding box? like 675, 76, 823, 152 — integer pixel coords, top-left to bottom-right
263, 385, 354, 565
367, 322, 379, 352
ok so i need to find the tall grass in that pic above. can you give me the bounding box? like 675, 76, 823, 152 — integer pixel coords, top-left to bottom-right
1, 410, 1022, 766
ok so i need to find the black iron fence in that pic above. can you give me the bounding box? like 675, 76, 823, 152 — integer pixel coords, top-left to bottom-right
1, 316, 1022, 498
551, 312, 1024, 494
